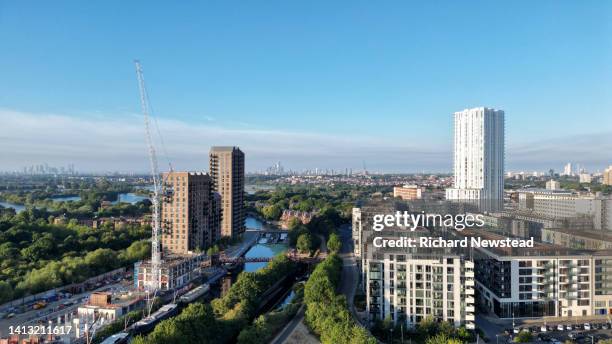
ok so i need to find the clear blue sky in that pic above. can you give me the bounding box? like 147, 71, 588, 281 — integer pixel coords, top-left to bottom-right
1, 1, 611, 173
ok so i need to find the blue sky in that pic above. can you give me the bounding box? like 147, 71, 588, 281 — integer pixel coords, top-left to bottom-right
1, 1, 611, 173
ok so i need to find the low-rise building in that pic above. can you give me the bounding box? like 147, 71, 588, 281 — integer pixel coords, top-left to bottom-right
134, 253, 208, 291
280, 209, 315, 228
393, 185, 423, 200
604, 166, 612, 186
77, 291, 144, 323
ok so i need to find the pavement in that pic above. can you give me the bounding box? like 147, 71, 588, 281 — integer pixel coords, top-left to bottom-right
270, 305, 319, 344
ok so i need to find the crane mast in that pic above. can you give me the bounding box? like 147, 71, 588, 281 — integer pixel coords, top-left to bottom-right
134, 60, 161, 291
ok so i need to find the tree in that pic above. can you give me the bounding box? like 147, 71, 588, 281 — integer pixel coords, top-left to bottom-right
514, 331, 533, 343
297, 233, 313, 254
426, 334, 463, 344
262, 205, 282, 220
0, 281, 13, 303
327, 232, 342, 253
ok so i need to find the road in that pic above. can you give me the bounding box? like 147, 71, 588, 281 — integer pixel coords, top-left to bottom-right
338, 224, 358, 314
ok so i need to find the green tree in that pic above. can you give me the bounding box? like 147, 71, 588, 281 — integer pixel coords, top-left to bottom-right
262, 204, 282, 220
426, 333, 463, 344
514, 331, 533, 343
0, 281, 14, 303
327, 232, 342, 253
297, 233, 313, 254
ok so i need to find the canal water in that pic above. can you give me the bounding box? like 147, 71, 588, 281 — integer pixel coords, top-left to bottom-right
0, 192, 147, 213
243, 215, 288, 272
0, 201, 25, 213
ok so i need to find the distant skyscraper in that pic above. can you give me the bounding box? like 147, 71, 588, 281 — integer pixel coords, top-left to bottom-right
209, 146, 245, 238
563, 163, 573, 176
161, 171, 215, 255
446, 107, 505, 210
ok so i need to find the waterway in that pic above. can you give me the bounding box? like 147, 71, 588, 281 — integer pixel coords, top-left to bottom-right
0, 201, 25, 213
0, 192, 147, 213
112, 193, 148, 204
50, 195, 81, 202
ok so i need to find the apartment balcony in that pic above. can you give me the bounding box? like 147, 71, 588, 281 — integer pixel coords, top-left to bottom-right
465, 279, 475, 287
465, 287, 475, 295
466, 322, 476, 330
465, 261, 475, 269
466, 296, 475, 304
465, 306, 475, 313
465, 313, 475, 321
465, 271, 475, 278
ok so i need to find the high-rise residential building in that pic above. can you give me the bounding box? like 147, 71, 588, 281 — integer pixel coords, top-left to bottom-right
563, 163, 573, 176
161, 171, 215, 255
210, 146, 245, 238
603, 166, 612, 186
446, 107, 505, 211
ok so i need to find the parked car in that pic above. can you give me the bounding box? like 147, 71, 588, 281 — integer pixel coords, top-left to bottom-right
565, 324, 573, 331
602, 323, 610, 330
550, 339, 562, 344
540, 325, 548, 332
557, 324, 565, 331
583, 323, 591, 331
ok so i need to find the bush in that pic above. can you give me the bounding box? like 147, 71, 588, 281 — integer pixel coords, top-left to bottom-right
514, 331, 533, 343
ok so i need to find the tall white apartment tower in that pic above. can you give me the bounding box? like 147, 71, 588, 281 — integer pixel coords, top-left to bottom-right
446, 107, 505, 211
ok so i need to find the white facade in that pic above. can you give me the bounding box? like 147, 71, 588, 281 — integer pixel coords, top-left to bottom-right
546, 179, 560, 190
364, 254, 475, 329
580, 173, 592, 184
446, 107, 505, 211
563, 163, 573, 176
517, 189, 612, 231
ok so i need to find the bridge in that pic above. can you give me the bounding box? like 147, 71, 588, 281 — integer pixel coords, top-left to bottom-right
203, 250, 324, 267
246, 228, 289, 235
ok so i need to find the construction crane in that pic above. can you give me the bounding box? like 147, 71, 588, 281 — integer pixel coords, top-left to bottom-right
134, 60, 161, 291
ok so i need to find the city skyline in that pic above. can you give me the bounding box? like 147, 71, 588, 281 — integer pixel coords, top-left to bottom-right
1, 1, 611, 172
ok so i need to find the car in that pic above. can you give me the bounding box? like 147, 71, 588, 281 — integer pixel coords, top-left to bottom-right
531, 326, 539, 333
566, 324, 573, 331
557, 324, 565, 331
513, 328, 520, 334
538, 334, 550, 341
541, 325, 548, 332
602, 323, 610, 330
583, 323, 591, 331
550, 339, 562, 344
6, 313, 15, 318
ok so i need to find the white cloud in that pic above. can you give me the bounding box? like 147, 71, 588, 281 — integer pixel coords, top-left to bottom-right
0, 109, 609, 173
0, 109, 449, 172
